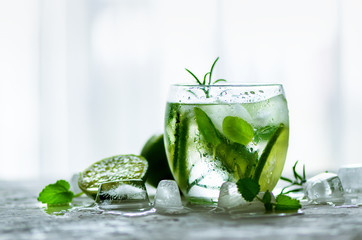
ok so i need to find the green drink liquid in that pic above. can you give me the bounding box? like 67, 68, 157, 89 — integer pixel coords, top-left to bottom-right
165, 90, 289, 205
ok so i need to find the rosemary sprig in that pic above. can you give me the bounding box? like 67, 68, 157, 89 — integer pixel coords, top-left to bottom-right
185, 68, 202, 85
280, 161, 306, 194
185, 57, 227, 97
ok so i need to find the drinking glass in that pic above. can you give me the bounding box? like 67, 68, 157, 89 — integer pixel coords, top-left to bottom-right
164, 84, 289, 205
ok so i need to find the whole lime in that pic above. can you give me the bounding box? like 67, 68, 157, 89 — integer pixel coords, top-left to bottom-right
141, 134, 174, 187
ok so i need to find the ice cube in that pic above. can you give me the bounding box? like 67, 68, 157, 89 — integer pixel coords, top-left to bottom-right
305, 172, 344, 204
154, 180, 183, 213
95, 180, 151, 210
243, 94, 289, 127
217, 182, 269, 212
338, 164, 362, 205
200, 104, 252, 134
338, 164, 362, 193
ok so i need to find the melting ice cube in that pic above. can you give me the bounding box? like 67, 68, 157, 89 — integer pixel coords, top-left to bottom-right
154, 180, 186, 214
305, 172, 344, 204
338, 164, 362, 204
96, 180, 151, 210
217, 182, 268, 212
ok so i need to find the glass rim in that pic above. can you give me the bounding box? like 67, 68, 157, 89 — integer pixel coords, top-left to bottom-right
167, 83, 286, 103
170, 83, 283, 88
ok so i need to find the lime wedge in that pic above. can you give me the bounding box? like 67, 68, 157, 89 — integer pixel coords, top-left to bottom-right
253, 125, 289, 191
78, 154, 148, 199
141, 134, 174, 187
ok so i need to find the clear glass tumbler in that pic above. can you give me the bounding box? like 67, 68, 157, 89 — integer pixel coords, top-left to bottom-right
164, 84, 289, 205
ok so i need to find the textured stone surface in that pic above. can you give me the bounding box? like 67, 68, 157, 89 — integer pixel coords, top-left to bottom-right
1, 181, 362, 240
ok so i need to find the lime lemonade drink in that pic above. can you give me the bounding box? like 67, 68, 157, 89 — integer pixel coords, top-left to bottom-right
164, 84, 289, 205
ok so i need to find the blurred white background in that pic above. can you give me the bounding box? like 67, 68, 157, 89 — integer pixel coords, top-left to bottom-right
0, 0, 361, 181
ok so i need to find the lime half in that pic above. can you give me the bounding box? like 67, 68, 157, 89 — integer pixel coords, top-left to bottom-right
254, 125, 289, 191
78, 154, 148, 199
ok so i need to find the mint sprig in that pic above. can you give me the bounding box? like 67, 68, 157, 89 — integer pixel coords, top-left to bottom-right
237, 178, 301, 212
38, 180, 82, 206
185, 57, 227, 97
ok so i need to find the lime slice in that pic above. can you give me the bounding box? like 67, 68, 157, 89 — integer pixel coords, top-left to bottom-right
141, 134, 174, 187
78, 154, 148, 199
253, 125, 289, 191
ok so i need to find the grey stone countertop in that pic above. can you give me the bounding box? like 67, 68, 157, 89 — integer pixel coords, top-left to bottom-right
1, 180, 362, 240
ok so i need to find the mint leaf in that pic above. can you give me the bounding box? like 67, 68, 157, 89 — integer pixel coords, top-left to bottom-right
222, 116, 254, 145
194, 107, 221, 146
236, 178, 260, 202
38, 180, 74, 206
274, 194, 301, 210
